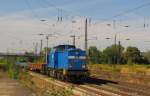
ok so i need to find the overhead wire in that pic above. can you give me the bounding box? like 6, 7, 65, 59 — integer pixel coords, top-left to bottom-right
37, 0, 78, 34
42, 0, 86, 19
41, 0, 150, 26
39, 0, 88, 38
23, 0, 150, 28
96, 1, 150, 23
24, 0, 72, 38
23, 0, 150, 48
42, 0, 150, 34
24, 0, 150, 30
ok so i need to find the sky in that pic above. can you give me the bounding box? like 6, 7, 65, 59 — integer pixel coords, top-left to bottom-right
0, 0, 150, 53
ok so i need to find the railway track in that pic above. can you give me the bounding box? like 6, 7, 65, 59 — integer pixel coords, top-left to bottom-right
106, 83, 150, 96
29, 72, 150, 96
85, 83, 150, 96
85, 77, 150, 96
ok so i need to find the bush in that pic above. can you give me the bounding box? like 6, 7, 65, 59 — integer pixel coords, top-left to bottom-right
7, 62, 20, 79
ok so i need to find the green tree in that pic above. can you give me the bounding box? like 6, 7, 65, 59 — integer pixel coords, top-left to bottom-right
43, 47, 51, 54
102, 44, 124, 64
143, 50, 150, 64
88, 46, 102, 64
124, 46, 142, 64
24, 52, 35, 62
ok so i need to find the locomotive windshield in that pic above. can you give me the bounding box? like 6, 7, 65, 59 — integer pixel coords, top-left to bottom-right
54, 45, 76, 51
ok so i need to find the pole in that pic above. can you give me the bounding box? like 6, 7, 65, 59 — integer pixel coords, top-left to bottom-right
85, 18, 89, 65
46, 36, 49, 64
6, 48, 8, 65
85, 18, 88, 55
33, 42, 38, 63
40, 39, 43, 55
118, 41, 121, 64
113, 20, 117, 64
114, 34, 117, 64
71, 35, 76, 46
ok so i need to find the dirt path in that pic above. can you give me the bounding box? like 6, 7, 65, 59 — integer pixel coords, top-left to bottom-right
0, 72, 35, 96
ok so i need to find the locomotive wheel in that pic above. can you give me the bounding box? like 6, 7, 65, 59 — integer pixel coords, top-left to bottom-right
50, 70, 53, 77
56, 73, 59, 79
60, 74, 64, 80
47, 70, 50, 76
57, 73, 61, 80
54, 72, 57, 78
49, 70, 52, 77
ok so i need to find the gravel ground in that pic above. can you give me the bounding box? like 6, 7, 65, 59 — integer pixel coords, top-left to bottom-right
0, 72, 35, 96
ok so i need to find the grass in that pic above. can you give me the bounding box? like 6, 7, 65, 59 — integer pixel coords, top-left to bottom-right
88, 64, 150, 75
42, 87, 73, 96
89, 64, 150, 85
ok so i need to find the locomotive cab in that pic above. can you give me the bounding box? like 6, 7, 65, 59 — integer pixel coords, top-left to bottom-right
67, 49, 89, 79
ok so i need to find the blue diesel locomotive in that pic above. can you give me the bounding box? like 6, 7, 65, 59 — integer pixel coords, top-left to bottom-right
44, 45, 89, 81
